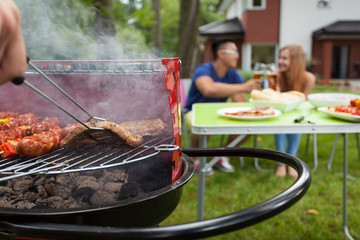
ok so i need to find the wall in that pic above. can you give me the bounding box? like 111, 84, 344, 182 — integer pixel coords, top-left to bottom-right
280, 0, 360, 59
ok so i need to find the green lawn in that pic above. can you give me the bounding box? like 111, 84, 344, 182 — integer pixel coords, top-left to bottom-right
161, 83, 360, 239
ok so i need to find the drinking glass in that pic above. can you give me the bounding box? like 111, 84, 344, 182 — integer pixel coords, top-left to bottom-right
266, 63, 278, 91
253, 63, 266, 80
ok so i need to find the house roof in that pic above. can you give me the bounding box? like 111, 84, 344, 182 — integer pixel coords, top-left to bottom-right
199, 17, 244, 36
313, 20, 360, 38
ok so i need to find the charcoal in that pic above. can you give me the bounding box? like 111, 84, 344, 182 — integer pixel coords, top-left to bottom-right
100, 169, 127, 183
36, 196, 64, 208
72, 187, 96, 203
78, 179, 100, 191
24, 191, 39, 202
104, 182, 123, 192
11, 198, 36, 209
13, 178, 33, 192
44, 181, 60, 196
118, 182, 141, 200
0, 186, 15, 197
90, 190, 118, 206
56, 174, 76, 188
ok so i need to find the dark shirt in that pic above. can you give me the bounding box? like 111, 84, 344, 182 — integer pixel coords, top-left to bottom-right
185, 62, 244, 110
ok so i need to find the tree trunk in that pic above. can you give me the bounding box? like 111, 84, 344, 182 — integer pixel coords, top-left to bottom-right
178, 0, 200, 78
94, 0, 116, 59
152, 0, 162, 56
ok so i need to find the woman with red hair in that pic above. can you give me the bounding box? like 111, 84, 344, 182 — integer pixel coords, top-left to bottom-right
275, 44, 316, 178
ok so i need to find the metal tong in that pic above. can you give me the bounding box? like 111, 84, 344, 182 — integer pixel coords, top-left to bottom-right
12, 59, 111, 141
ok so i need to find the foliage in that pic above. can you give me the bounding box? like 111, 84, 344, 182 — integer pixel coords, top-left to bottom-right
238, 69, 254, 82
15, 0, 224, 59
199, 0, 225, 25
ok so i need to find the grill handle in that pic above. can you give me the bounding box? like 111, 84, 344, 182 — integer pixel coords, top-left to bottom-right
0, 148, 311, 240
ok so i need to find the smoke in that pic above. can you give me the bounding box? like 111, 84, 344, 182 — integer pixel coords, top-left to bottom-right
9, 0, 174, 126
14, 0, 155, 60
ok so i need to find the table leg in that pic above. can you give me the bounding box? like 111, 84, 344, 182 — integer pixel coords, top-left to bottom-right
197, 135, 207, 221
312, 133, 318, 172
342, 133, 354, 240
328, 133, 340, 170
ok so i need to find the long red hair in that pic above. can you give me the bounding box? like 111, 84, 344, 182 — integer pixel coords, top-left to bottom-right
278, 44, 307, 92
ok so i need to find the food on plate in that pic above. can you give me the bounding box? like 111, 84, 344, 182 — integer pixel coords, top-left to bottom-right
328, 105, 359, 115
328, 105, 360, 116
350, 98, 360, 107
225, 106, 275, 116
250, 88, 304, 102
60, 120, 144, 148
326, 98, 360, 116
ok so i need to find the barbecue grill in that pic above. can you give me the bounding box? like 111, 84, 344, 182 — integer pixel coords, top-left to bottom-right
0, 58, 311, 239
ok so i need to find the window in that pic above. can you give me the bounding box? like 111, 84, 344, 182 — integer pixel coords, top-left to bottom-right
251, 44, 276, 69
247, 0, 266, 10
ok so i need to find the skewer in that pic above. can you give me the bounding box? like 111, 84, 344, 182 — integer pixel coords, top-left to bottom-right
11, 58, 112, 141
27, 61, 106, 122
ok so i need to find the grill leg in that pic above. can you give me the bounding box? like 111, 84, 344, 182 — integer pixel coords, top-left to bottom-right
197, 135, 207, 221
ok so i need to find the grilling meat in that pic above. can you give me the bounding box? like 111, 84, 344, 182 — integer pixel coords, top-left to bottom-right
0, 126, 31, 145
31, 117, 61, 134
16, 129, 63, 157
60, 120, 143, 148
60, 123, 77, 138
119, 118, 169, 136
0, 111, 18, 119
0, 113, 39, 131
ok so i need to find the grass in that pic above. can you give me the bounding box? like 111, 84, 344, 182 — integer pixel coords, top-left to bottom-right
161, 83, 360, 239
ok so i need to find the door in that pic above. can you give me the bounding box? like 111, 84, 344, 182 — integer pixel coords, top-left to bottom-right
331, 46, 349, 79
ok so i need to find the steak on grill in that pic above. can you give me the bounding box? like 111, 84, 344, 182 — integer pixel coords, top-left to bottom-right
60, 120, 143, 148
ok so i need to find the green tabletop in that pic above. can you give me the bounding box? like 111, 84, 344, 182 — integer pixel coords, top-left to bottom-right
192, 101, 360, 135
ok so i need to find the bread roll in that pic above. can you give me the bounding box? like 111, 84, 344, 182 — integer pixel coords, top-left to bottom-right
250, 89, 304, 102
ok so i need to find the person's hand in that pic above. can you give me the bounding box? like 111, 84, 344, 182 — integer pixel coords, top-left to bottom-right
0, 0, 27, 85
244, 78, 262, 92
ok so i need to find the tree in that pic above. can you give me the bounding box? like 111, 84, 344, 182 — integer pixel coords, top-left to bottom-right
178, 0, 200, 78
152, 0, 162, 56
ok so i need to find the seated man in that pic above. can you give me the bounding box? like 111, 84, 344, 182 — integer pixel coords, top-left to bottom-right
184, 38, 262, 174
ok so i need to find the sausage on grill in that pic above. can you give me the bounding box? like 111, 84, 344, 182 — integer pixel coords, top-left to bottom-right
31, 117, 61, 134
0, 126, 31, 145
16, 130, 63, 157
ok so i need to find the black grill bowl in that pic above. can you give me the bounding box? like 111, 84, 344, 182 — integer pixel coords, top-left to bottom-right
0, 148, 311, 240
0, 154, 194, 229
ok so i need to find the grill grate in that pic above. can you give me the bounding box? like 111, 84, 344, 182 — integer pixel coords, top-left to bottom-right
0, 137, 178, 182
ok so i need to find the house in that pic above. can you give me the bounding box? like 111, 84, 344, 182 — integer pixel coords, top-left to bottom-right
199, 0, 360, 79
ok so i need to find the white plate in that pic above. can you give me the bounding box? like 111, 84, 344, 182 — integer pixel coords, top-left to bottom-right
216, 107, 282, 120
249, 98, 304, 112
318, 107, 360, 122
308, 93, 360, 107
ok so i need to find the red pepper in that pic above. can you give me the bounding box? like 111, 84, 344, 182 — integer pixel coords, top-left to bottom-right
0, 142, 18, 159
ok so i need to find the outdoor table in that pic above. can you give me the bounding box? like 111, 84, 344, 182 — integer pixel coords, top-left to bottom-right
191, 101, 359, 240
